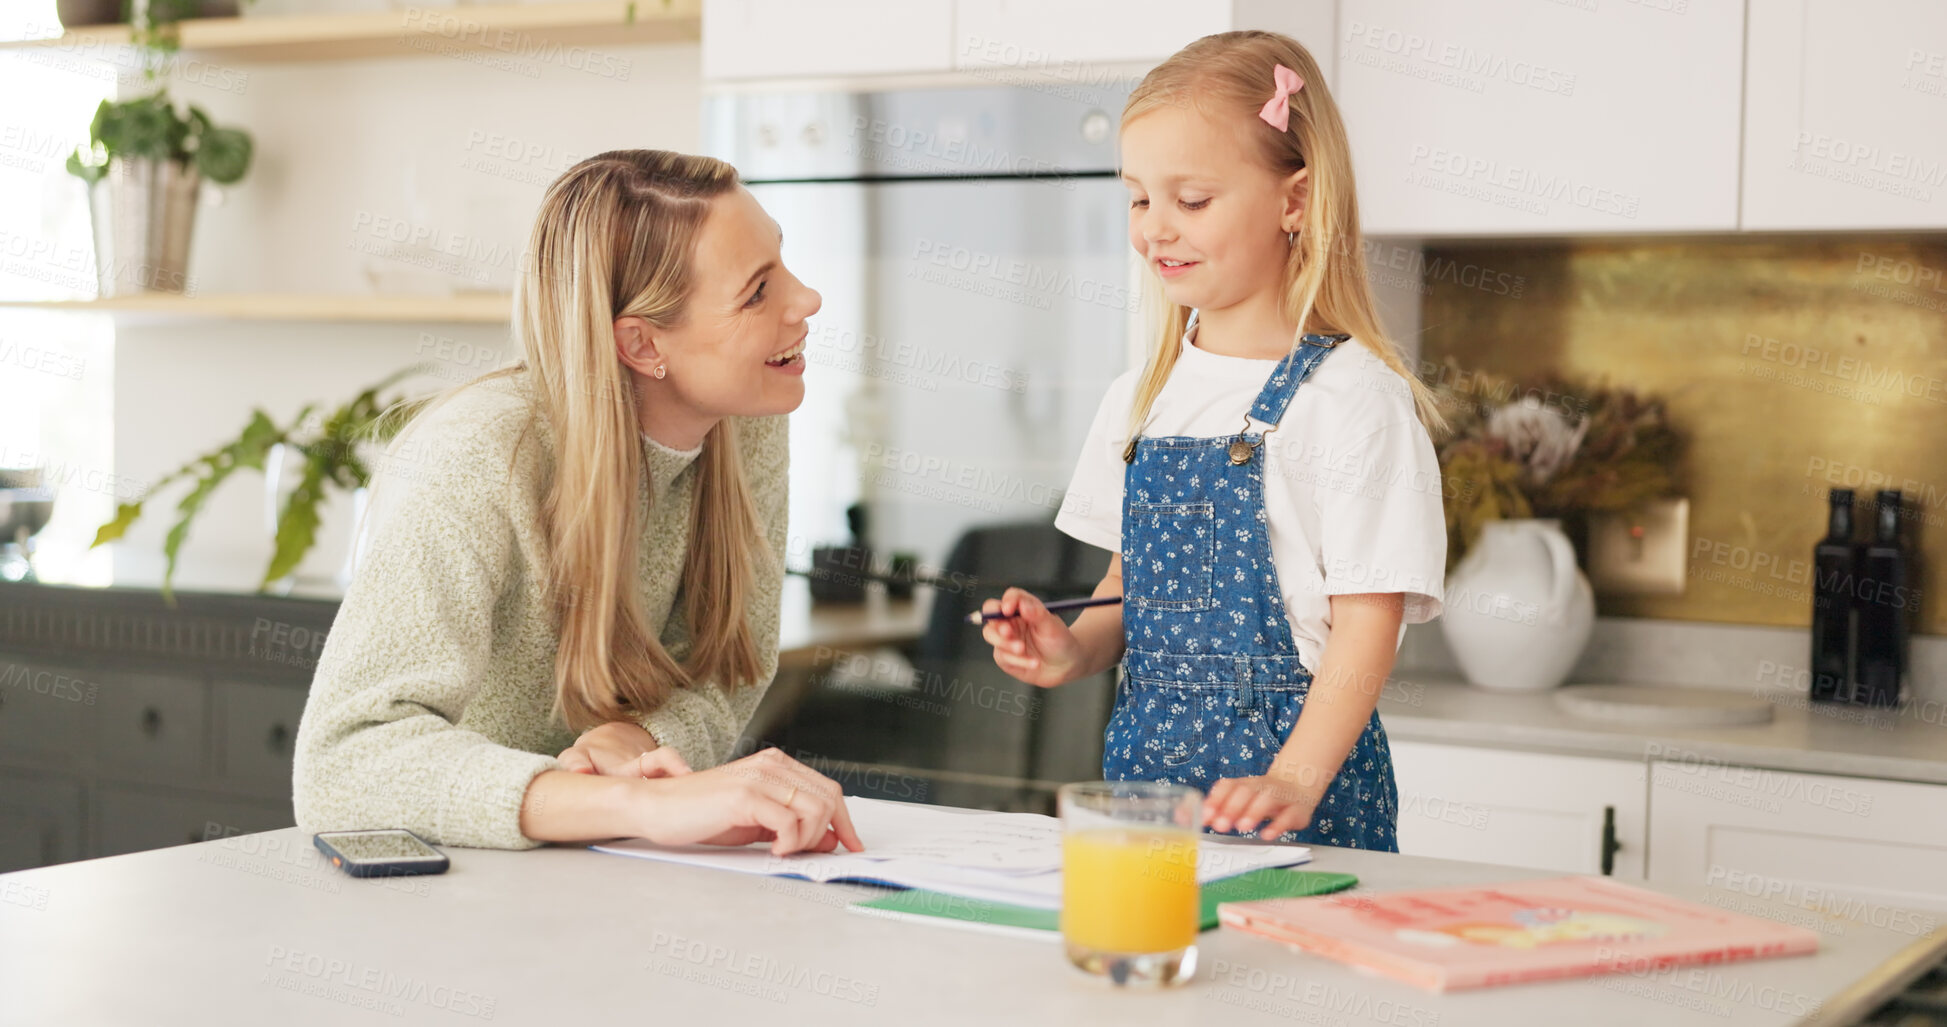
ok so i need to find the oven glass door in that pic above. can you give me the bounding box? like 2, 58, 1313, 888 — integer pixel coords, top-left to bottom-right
750, 174, 1134, 572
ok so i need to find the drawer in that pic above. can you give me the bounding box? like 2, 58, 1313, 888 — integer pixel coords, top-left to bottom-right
92, 784, 292, 858
1391, 740, 1648, 879
215, 680, 308, 797
0, 771, 84, 872
0, 657, 98, 770
94, 672, 209, 782
1649, 761, 1947, 917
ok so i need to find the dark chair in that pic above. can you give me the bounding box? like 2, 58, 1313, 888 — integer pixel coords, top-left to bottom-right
773, 519, 1117, 813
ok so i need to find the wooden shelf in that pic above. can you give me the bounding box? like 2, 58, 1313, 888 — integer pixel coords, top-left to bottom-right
0, 292, 512, 323
0, 0, 698, 63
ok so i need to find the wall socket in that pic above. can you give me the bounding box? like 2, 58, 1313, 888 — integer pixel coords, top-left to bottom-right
1587, 498, 1689, 596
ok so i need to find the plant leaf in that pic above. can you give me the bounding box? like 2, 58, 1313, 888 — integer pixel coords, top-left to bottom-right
91, 501, 145, 547
195, 126, 252, 184
263, 453, 328, 589
160, 451, 240, 603
231, 409, 284, 471
65, 147, 107, 185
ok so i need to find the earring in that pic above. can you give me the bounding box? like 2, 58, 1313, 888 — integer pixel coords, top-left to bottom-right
654, 365, 667, 380
1287, 229, 1299, 246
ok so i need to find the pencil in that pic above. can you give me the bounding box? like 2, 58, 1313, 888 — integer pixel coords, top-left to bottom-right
964, 595, 1124, 625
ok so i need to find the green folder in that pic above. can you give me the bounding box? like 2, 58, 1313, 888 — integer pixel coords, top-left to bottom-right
853, 868, 1358, 935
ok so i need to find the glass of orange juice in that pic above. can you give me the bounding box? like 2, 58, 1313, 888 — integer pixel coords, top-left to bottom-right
1058, 781, 1201, 987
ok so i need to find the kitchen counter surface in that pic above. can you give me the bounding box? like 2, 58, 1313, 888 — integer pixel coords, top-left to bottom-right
1378, 675, 1947, 784
3, 812, 1942, 1026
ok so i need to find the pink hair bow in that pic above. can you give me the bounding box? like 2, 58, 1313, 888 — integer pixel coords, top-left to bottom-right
1258, 63, 1304, 132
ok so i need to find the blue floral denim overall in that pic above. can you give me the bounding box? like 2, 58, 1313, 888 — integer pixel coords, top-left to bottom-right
1102, 334, 1400, 851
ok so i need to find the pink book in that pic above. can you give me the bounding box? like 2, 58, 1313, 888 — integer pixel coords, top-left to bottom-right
1218, 875, 1820, 992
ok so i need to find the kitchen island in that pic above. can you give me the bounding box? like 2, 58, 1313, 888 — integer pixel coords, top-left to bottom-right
2, 807, 1940, 1026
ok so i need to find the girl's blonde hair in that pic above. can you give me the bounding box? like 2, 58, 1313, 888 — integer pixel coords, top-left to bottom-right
1122, 31, 1446, 439
390, 150, 771, 733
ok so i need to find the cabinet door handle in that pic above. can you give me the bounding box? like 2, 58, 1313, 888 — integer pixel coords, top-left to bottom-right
268, 723, 290, 754
1600, 804, 1620, 876
141, 706, 163, 738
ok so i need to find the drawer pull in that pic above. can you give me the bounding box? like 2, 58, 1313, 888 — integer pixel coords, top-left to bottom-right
141, 707, 163, 738
1600, 804, 1620, 876
268, 723, 290, 755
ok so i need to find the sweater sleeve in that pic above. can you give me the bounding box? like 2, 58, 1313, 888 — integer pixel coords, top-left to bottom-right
292, 415, 558, 851
639, 413, 789, 769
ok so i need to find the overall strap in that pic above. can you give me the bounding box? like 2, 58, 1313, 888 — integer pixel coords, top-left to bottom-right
1247, 333, 1350, 428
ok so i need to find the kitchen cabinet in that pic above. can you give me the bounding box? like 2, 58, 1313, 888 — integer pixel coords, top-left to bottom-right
703, 1, 1336, 84
215, 680, 308, 798
0, 773, 83, 874
955, 1, 1335, 78
0, 660, 95, 771
93, 784, 291, 859
1389, 739, 1647, 878
701, 0, 955, 80
1741, 0, 1947, 230
94, 671, 210, 780
1648, 761, 1947, 917
1338, 0, 1744, 235
955, 1, 1227, 72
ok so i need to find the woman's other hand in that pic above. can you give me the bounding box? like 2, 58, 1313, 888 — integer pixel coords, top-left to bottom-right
556, 722, 684, 777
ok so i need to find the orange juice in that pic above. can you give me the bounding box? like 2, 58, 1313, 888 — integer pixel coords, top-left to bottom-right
1061, 827, 1199, 953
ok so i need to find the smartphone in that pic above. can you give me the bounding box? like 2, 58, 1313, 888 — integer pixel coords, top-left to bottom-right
313, 829, 450, 878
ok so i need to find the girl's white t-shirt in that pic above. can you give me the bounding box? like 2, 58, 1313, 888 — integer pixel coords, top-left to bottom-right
1053, 321, 1448, 673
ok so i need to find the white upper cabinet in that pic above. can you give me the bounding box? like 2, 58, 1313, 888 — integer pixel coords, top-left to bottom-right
702, 0, 1338, 84
954, 1, 1235, 70
702, 0, 955, 80
1339, 0, 1745, 235
1742, 0, 1947, 230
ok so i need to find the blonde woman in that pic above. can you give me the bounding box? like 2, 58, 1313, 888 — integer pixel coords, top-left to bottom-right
294, 150, 862, 856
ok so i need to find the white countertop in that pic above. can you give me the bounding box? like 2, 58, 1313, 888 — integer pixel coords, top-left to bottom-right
1379, 676, 1947, 785
2, 811, 1940, 1026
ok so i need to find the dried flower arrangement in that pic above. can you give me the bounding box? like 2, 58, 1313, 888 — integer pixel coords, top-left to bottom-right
1430, 363, 1686, 569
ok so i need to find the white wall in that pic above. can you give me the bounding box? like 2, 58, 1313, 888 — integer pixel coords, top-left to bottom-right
111, 41, 703, 592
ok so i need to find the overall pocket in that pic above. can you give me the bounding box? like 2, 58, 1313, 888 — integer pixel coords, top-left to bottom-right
1123, 501, 1215, 611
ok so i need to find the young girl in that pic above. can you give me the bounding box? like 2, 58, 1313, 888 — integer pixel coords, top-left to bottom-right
981, 32, 1447, 851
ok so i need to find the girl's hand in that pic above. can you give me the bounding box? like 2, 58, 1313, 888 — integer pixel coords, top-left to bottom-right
979, 587, 1083, 687
629, 747, 867, 857
1204, 763, 1326, 840
557, 722, 676, 777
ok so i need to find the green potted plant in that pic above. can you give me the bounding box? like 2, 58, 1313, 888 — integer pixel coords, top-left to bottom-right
63, 0, 255, 295
91, 368, 428, 602
65, 92, 253, 295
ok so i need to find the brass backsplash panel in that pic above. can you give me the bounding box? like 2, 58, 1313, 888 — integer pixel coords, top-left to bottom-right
1421, 238, 1947, 634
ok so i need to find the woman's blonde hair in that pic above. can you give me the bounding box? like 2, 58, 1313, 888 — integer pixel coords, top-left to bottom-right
390, 150, 771, 733
1122, 31, 1446, 438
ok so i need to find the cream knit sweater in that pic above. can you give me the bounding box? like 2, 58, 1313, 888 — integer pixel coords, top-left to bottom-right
291, 372, 788, 850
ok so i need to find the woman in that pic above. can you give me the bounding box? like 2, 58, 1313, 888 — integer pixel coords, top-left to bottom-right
293, 150, 862, 857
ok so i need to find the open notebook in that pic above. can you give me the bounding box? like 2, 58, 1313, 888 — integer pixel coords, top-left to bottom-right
592, 796, 1311, 910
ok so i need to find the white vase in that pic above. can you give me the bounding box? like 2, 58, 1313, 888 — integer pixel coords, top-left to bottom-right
264, 442, 369, 595
1440, 518, 1595, 692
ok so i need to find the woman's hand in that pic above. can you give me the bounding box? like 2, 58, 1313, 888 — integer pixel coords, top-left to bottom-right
980, 587, 1084, 688
556, 722, 679, 777
628, 747, 866, 857
1204, 761, 1328, 840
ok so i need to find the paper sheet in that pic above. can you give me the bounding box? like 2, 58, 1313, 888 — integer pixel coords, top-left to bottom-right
591, 797, 1310, 910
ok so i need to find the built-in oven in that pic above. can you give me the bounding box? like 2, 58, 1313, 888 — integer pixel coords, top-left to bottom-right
704, 82, 1138, 806
704, 81, 1135, 583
